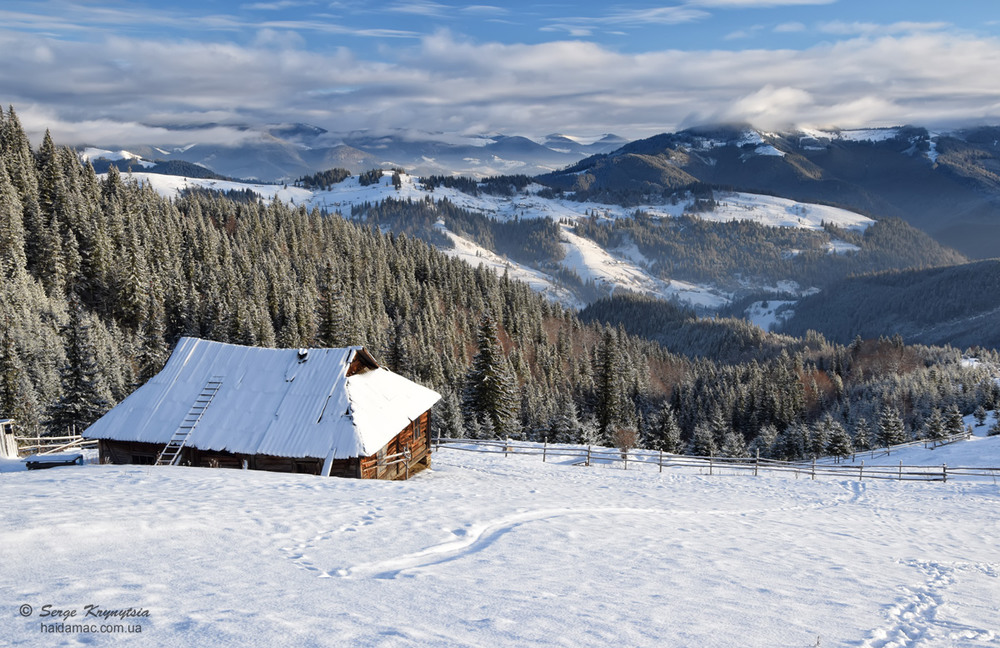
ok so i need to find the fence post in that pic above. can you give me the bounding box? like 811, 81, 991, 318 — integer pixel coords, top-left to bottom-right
898, 460, 902, 482
811, 458, 816, 480
942, 463, 947, 483
659, 449, 663, 473
754, 448, 759, 477
504, 437, 510, 458
586, 445, 591, 467
859, 460, 864, 482
543, 437, 547, 463
623, 449, 628, 471
709, 453, 713, 476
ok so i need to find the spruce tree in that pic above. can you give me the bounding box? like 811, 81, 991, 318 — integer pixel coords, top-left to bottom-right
876, 405, 906, 448
748, 423, 777, 458
773, 422, 808, 461
463, 312, 518, 438
49, 296, 110, 434
0, 159, 27, 279
944, 404, 965, 437
923, 408, 946, 442
809, 416, 831, 459
852, 416, 872, 451
720, 429, 747, 458
0, 323, 41, 434
548, 394, 582, 444
647, 401, 682, 453
594, 327, 621, 440
689, 423, 717, 457
315, 261, 350, 347
825, 419, 853, 461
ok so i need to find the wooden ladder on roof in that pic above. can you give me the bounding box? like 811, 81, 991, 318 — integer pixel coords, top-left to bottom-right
156, 376, 224, 466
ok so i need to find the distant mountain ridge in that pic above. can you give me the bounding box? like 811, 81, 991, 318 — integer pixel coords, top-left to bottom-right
541, 124, 1000, 259
77, 124, 628, 183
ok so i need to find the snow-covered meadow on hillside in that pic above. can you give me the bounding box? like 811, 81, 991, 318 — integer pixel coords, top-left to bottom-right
2, 436, 998, 648
119, 171, 873, 311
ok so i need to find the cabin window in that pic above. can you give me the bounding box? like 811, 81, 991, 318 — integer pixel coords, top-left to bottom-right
413, 417, 423, 441
132, 454, 155, 465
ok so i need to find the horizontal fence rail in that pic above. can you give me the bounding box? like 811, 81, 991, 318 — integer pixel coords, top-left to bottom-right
433, 436, 1000, 484
14, 434, 99, 456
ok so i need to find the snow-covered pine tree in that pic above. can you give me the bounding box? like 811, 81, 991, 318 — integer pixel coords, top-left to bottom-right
49, 295, 110, 434
720, 429, 747, 458
0, 159, 27, 280
944, 404, 965, 437
463, 312, 519, 439
594, 327, 622, 441
876, 405, 906, 448
923, 408, 946, 442
430, 388, 464, 440
548, 394, 582, 444
852, 416, 872, 451
748, 423, 777, 458
809, 416, 832, 459
825, 418, 853, 461
689, 423, 717, 457
647, 401, 682, 453
772, 422, 808, 461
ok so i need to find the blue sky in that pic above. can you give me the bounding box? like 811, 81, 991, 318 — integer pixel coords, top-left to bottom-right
2, 0, 999, 145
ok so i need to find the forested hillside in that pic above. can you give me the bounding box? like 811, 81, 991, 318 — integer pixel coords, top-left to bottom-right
778, 260, 1000, 349
2, 106, 997, 461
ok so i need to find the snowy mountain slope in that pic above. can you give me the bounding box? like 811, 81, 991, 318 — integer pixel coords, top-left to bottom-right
80, 147, 155, 168
124, 171, 872, 311
2, 438, 998, 647
553, 124, 1000, 259
557, 224, 728, 309
121, 171, 875, 232
433, 222, 581, 308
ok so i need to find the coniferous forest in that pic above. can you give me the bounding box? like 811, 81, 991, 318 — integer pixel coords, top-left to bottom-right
2, 106, 998, 460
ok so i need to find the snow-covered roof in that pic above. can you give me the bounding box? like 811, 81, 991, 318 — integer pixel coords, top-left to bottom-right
84, 337, 441, 459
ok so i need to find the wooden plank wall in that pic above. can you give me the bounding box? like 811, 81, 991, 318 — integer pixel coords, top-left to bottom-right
98, 408, 433, 480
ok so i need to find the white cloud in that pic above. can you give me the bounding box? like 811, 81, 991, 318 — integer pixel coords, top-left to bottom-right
386, 1, 448, 17
604, 7, 710, 26
774, 22, 806, 33
241, 1, 317, 10
691, 0, 834, 6
820, 21, 951, 36
460, 5, 508, 15
4, 24, 1000, 145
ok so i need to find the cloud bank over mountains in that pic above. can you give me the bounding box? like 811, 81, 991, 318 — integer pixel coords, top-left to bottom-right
2, 1, 999, 145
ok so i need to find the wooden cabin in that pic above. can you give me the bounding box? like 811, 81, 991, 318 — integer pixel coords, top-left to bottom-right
84, 337, 440, 479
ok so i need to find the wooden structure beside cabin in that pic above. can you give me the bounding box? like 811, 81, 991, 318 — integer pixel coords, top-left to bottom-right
85, 338, 440, 480
0, 419, 18, 459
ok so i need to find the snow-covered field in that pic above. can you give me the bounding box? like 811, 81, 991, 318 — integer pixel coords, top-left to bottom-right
2, 436, 998, 647
124, 171, 873, 233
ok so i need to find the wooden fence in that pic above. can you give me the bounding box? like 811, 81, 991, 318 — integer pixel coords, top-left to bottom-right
14, 433, 99, 456
433, 436, 1000, 484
